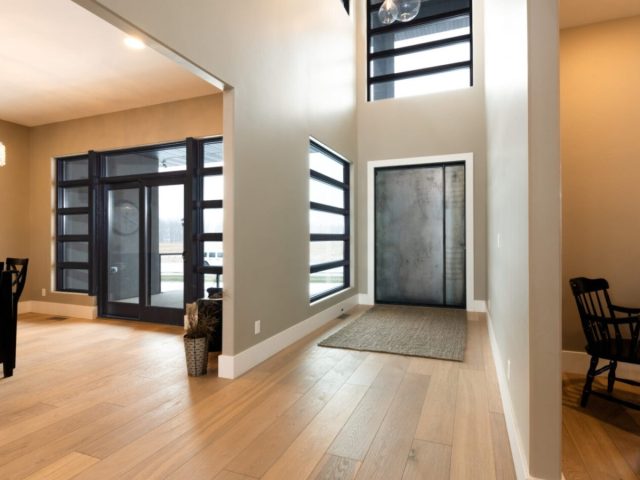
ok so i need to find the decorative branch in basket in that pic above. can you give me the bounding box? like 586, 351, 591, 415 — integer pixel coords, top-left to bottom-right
183, 302, 209, 376
185, 302, 209, 339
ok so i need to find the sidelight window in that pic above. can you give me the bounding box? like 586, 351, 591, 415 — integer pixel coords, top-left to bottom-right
309, 140, 351, 302
56, 155, 92, 292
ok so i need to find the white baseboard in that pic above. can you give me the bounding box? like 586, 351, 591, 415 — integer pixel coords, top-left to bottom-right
563, 349, 640, 382
18, 300, 97, 320
487, 312, 530, 480
469, 299, 487, 313
218, 294, 360, 379
358, 293, 373, 305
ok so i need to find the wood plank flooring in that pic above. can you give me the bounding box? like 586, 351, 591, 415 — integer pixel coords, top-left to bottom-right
0, 308, 515, 480
562, 372, 640, 479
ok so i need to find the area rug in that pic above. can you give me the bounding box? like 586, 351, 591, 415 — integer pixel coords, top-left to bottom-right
319, 305, 467, 361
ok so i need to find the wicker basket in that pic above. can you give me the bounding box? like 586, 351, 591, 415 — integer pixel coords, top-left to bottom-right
184, 336, 208, 376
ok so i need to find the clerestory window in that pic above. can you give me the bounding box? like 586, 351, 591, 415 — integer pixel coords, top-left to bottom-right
367, 0, 473, 101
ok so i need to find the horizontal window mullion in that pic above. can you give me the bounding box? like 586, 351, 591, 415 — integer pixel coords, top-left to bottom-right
200, 166, 223, 176
198, 233, 223, 242
369, 34, 471, 61
196, 200, 223, 209
196, 265, 223, 275
310, 170, 348, 189
310, 234, 349, 242
370, 60, 471, 85
310, 202, 348, 216
58, 262, 89, 270
58, 207, 89, 215
310, 260, 348, 274
369, 8, 471, 34
58, 235, 89, 242
58, 179, 90, 188
97, 170, 186, 184
310, 284, 347, 303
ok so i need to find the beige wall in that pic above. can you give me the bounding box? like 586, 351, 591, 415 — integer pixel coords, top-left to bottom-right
26, 94, 223, 304
561, 16, 640, 351
485, 0, 561, 478
0, 120, 31, 260
75, 0, 358, 355
355, 0, 487, 302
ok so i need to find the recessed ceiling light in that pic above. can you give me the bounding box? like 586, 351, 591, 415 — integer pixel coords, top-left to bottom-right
123, 36, 145, 50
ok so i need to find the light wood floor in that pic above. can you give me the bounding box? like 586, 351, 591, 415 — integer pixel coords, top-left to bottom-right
562, 372, 640, 479
0, 307, 515, 480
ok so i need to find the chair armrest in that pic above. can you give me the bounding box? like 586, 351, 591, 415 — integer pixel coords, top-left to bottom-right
590, 314, 640, 326
610, 304, 640, 315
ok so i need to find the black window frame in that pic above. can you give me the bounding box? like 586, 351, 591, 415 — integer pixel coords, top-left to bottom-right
367, 0, 473, 101
309, 140, 351, 303
54, 137, 223, 300
56, 154, 92, 293
193, 137, 224, 298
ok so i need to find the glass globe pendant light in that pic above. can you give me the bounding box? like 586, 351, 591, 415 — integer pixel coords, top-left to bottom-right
396, 0, 421, 22
378, 0, 398, 25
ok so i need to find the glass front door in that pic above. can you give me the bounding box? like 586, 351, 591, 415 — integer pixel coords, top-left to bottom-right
102, 182, 185, 324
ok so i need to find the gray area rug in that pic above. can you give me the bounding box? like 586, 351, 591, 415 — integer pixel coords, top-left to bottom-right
319, 305, 467, 361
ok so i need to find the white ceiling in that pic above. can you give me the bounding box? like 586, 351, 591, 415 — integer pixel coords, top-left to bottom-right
559, 0, 640, 29
0, 0, 219, 127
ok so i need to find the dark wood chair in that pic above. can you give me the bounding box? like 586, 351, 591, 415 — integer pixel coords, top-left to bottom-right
0, 270, 15, 377
6, 257, 28, 310
569, 277, 640, 410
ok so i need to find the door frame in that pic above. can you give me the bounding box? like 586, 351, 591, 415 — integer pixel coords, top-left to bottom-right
366, 152, 478, 310
98, 176, 188, 325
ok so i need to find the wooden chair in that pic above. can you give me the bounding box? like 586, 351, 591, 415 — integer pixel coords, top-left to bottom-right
569, 277, 640, 410
5, 257, 28, 309
0, 270, 15, 377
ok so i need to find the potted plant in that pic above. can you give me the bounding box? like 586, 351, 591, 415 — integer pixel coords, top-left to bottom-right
184, 302, 209, 376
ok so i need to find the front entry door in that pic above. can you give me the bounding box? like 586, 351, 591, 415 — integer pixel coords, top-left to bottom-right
101, 181, 185, 324
374, 162, 466, 308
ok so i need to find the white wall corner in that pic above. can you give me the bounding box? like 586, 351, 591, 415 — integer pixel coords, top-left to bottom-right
563, 349, 640, 383
17, 300, 33, 314
486, 312, 531, 480
358, 293, 373, 305
217, 294, 360, 379
469, 299, 487, 313
21, 300, 97, 320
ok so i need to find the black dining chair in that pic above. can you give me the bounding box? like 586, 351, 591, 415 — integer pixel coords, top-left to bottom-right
569, 277, 640, 410
6, 258, 28, 310
0, 270, 15, 377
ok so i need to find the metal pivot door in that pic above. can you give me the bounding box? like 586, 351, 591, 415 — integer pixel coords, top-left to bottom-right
100, 181, 185, 325
374, 163, 465, 308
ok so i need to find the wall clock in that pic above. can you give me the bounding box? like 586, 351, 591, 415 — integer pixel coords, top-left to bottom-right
112, 199, 139, 235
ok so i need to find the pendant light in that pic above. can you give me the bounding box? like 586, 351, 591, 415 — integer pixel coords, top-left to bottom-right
397, 0, 421, 22
378, 0, 398, 25
378, 0, 421, 25
0, 142, 5, 167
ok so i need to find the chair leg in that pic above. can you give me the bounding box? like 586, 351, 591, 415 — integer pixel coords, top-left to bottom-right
581, 356, 599, 407
3, 362, 13, 378
607, 360, 617, 393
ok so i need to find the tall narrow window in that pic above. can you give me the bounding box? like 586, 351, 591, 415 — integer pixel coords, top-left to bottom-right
309, 140, 350, 302
367, 0, 473, 101
56, 155, 91, 292
196, 138, 224, 298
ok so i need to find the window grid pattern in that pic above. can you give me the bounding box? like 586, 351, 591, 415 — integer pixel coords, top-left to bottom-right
194, 138, 224, 298
55, 138, 223, 300
56, 155, 91, 293
367, 0, 473, 101
309, 141, 350, 302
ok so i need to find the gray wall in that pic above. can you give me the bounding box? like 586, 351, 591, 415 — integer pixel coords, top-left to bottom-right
485, 0, 561, 478
74, 0, 358, 355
